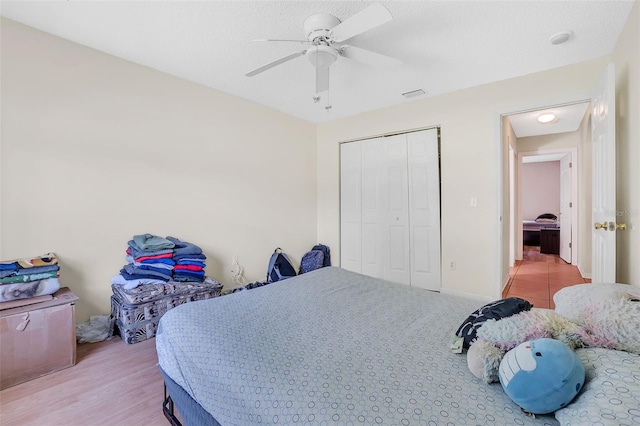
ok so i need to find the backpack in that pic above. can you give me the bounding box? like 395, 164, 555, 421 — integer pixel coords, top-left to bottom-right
299, 250, 325, 274
299, 244, 331, 274
311, 244, 331, 267
266, 248, 297, 282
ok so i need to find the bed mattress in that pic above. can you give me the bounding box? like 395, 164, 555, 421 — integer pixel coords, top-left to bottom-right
157, 267, 558, 425
111, 278, 222, 344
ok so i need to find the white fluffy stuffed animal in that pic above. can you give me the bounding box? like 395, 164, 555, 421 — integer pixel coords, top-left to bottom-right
466, 283, 640, 383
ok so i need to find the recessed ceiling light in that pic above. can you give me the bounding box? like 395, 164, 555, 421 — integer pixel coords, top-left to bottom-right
537, 113, 556, 123
402, 89, 426, 98
550, 31, 573, 45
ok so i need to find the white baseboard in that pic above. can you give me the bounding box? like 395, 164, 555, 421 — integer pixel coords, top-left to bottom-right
501, 273, 510, 294
577, 263, 591, 279
440, 287, 494, 304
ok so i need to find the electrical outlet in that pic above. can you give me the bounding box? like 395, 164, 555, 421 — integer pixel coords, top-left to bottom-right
449, 260, 456, 270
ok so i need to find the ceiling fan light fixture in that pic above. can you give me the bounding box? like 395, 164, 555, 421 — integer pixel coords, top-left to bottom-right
537, 113, 556, 123
306, 45, 338, 68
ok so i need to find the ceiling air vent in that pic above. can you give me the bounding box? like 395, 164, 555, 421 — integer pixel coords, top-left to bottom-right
402, 89, 426, 98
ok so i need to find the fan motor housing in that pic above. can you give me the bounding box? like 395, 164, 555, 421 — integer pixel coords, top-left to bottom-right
304, 13, 341, 42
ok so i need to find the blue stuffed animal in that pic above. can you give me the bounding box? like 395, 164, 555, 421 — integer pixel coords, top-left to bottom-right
499, 338, 585, 414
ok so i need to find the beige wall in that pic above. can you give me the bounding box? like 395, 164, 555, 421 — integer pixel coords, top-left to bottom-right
2, 1, 638, 322
521, 162, 560, 220
517, 129, 583, 153
1, 19, 318, 322
612, 0, 640, 286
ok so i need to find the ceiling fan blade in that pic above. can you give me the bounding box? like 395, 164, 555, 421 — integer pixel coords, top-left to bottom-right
340, 45, 401, 68
330, 3, 392, 43
316, 66, 330, 93
245, 51, 305, 77
252, 39, 310, 44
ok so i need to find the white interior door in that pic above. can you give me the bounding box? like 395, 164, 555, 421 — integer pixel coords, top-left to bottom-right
340, 142, 362, 273
361, 137, 385, 279
559, 153, 572, 263
591, 63, 616, 283
407, 129, 441, 291
381, 134, 410, 285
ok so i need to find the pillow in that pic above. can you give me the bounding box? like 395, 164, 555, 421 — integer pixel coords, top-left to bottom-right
535, 218, 557, 223
555, 348, 640, 424
553, 283, 640, 323
456, 297, 533, 348
554, 283, 640, 355
536, 213, 557, 222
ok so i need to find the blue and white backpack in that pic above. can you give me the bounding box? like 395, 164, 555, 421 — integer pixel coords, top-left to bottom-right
266, 248, 297, 282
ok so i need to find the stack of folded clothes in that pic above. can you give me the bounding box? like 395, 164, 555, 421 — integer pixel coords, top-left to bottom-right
167, 236, 206, 282
113, 234, 208, 290
115, 234, 175, 289
109, 234, 219, 344
0, 253, 62, 303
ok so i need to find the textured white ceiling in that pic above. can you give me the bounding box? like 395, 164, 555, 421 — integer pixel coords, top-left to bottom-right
0, 1, 635, 124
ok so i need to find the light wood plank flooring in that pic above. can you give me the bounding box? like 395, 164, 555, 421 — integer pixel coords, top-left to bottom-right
502, 245, 591, 309
0, 337, 165, 426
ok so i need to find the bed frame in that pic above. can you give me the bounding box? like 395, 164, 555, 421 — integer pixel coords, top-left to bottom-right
161, 369, 220, 426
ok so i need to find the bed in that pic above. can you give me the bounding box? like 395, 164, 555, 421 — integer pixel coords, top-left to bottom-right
156, 267, 560, 425
523, 213, 558, 246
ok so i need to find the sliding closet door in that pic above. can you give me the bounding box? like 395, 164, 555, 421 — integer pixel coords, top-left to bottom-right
361, 138, 384, 279
340, 128, 440, 290
340, 142, 362, 273
381, 135, 410, 285
407, 129, 441, 291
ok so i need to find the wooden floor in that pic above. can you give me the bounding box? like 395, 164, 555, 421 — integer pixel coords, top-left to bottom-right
0, 337, 167, 426
502, 245, 591, 309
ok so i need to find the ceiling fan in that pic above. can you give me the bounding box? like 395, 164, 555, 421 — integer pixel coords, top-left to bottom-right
245, 3, 401, 95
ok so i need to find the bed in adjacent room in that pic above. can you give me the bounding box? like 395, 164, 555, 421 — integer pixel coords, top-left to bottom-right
523, 213, 559, 246
156, 267, 561, 425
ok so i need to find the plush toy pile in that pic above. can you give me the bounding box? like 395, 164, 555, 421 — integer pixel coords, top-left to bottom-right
456, 283, 640, 415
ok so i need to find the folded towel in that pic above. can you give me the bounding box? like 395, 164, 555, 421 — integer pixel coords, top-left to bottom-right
1, 270, 59, 284
1, 252, 58, 270
15, 264, 59, 276
0, 278, 61, 302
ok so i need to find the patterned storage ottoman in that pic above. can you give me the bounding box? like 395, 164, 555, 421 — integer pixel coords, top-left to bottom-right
110, 277, 222, 344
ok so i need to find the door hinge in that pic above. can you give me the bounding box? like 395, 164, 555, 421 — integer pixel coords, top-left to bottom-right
569, 242, 572, 248
569, 202, 572, 208
569, 162, 573, 168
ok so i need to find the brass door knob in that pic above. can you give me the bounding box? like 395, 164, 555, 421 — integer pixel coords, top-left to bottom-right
594, 222, 608, 230
616, 223, 627, 231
